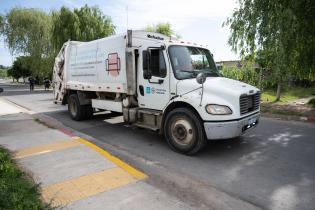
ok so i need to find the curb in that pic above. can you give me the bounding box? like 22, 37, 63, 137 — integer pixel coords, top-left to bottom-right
78, 138, 147, 180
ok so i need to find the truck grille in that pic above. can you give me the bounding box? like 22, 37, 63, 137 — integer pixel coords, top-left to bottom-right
240, 92, 260, 115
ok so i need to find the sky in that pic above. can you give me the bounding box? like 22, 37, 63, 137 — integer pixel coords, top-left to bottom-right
0, 0, 239, 66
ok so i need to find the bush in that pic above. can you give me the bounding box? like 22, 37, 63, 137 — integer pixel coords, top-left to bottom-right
221, 66, 260, 87
220, 64, 280, 90
0, 70, 7, 78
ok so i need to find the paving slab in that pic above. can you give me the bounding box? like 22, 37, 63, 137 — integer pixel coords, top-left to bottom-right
42, 167, 138, 206
0, 117, 46, 136
18, 145, 117, 186
0, 98, 23, 115
67, 181, 196, 210
14, 140, 82, 159
0, 129, 72, 150
0, 112, 33, 121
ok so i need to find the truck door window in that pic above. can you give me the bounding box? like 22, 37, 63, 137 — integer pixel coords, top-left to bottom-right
150, 49, 166, 78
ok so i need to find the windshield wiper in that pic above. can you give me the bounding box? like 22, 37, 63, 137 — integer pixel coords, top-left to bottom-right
178, 69, 200, 76
199, 69, 220, 77
178, 70, 194, 73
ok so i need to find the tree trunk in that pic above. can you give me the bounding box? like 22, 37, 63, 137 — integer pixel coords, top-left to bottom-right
275, 81, 281, 102
259, 68, 263, 90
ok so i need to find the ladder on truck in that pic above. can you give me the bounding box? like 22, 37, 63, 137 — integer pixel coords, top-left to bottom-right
52, 44, 67, 104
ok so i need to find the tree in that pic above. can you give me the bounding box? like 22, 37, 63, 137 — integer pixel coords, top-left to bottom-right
51, 5, 115, 52
145, 22, 180, 38
1, 8, 51, 57
0, 8, 53, 81
51, 7, 80, 52
7, 57, 31, 82
0, 15, 3, 31
224, 0, 315, 101
74, 5, 115, 41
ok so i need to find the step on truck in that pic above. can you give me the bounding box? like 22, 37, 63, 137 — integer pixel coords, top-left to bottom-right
53, 30, 260, 155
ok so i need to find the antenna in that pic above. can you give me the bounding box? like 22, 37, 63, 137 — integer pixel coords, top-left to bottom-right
126, 5, 129, 30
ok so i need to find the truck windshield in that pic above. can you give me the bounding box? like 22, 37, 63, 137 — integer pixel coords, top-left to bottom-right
168, 45, 219, 80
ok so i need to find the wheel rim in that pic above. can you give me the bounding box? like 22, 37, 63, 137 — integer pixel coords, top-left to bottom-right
69, 98, 77, 116
171, 118, 194, 146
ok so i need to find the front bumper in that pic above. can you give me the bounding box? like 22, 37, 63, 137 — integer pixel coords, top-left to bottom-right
204, 112, 260, 140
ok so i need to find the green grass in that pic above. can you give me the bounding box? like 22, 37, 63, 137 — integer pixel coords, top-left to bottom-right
0, 147, 52, 210
261, 86, 315, 104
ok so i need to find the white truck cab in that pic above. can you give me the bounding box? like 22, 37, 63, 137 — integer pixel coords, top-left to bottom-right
53, 30, 260, 155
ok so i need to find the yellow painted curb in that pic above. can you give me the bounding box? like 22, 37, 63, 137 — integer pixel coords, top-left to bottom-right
77, 138, 148, 180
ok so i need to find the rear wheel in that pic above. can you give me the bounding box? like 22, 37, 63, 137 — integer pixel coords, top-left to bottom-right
164, 108, 207, 155
68, 94, 93, 121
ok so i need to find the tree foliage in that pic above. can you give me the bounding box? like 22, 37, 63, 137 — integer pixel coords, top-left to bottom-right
0, 8, 53, 81
74, 5, 115, 41
0, 15, 3, 31
224, 0, 315, 101
0, 69, 7, 78
51, 7, 80, 52
221, 65, 260, 87
1, 8, 51, 57
7, 57, 31, 82
1, 5, 115, 80
145, 22, 180, 38
51, 5, 115, 52
224, 0, 315, 81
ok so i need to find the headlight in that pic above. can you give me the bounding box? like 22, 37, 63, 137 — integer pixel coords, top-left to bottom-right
206, 104, 232, 115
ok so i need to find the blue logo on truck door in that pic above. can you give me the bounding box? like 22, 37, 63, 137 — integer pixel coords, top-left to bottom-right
146, 87, 151, 94
145, 86, 166, 95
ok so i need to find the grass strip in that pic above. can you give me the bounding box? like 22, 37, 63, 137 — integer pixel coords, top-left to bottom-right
0, 147, 52, 210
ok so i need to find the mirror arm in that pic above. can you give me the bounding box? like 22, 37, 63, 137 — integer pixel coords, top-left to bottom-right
199, 82, 204, 106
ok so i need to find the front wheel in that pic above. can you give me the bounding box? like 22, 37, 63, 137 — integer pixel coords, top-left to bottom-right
164, 108, 207, 155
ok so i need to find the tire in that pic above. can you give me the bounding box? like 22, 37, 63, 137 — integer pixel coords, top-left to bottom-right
68, 94, 92, 121
164, 108, 207, 155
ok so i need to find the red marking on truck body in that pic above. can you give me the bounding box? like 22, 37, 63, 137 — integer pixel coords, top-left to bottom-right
106, 53, 120, 77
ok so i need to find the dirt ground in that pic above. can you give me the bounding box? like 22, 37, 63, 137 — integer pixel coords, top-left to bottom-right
261, 97, 315, 123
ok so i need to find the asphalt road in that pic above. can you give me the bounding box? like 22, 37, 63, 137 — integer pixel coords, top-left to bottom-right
1, 81, 315, 210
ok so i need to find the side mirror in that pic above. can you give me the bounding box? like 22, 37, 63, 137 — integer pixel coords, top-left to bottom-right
196, 73, 206, 84
143, 50, 152, 79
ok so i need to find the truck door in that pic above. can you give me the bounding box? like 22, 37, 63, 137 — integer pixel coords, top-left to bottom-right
137, 47, 170, 110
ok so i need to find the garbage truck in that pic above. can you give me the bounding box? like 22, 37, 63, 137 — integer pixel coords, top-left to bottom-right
53, 30, 260, 155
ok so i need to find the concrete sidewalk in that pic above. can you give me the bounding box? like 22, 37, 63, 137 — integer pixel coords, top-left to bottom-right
0, 98, 195, 209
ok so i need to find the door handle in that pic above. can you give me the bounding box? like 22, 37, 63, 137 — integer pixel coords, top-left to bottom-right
148, 79, 164, 84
